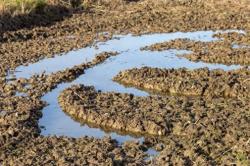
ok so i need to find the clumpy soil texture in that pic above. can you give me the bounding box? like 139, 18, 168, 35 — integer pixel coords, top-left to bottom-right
1, 0, 250, 165
141, 32, 250, 65
0, 97, 43, 149
59, 84, 250, 165
1, 136, 148, 165
114, 67, 250, 99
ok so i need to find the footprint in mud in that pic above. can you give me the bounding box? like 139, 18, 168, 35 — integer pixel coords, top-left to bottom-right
7, 30, 246, 156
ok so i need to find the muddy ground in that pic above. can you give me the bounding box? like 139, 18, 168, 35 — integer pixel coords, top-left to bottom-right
59, 84, 250, 165
0, 0, 250, 165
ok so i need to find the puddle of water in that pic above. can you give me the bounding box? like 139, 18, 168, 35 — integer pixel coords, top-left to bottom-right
8, 30, 243, 80
232, 44, 250, 49
145, 149, 159, 162
7, 47, 100, 80
15, 92, 27, 97
7, 30, 244, 146
147, 149, 159, 156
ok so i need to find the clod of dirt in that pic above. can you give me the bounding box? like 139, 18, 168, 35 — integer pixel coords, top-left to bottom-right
114, 67, 250, 99
0, 96, 44, 149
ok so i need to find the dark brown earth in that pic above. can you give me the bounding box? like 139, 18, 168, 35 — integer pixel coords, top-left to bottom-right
0, 97, 43, 149
1, 0, 250, 165
1, 136, 148, 165
114, 67, 250, 99
59, 84, 250, 165
214, 31, 250, 46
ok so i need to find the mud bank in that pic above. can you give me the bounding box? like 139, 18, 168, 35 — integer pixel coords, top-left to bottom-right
114, 67, 250, 99
141, 32, 250, 65
59, 84, 250, 165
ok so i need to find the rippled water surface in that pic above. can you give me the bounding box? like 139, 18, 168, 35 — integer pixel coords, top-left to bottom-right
8, 30, 243, 147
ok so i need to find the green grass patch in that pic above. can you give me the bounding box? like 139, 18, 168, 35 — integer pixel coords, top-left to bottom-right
234, 151, 250, 166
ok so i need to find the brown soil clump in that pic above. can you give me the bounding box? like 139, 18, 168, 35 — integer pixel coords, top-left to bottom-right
59, 85, 169, 136
59, 84, 250, 165
114, 67, 250, 99
0, 96, 44, 150
141, 34, 250, 65
213, 31, 250, 46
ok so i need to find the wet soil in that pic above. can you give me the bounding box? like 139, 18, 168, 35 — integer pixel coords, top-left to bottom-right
114, 67, 250, 99
1, 0, 250, 165
58, 84, 250, 165
141, 32, 250, 65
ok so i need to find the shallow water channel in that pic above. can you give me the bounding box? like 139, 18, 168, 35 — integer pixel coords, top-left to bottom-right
8, 30, 243, 156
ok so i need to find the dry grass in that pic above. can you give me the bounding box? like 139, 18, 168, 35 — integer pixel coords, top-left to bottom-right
0, 0, 85, 15
0, 0, 47, 15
